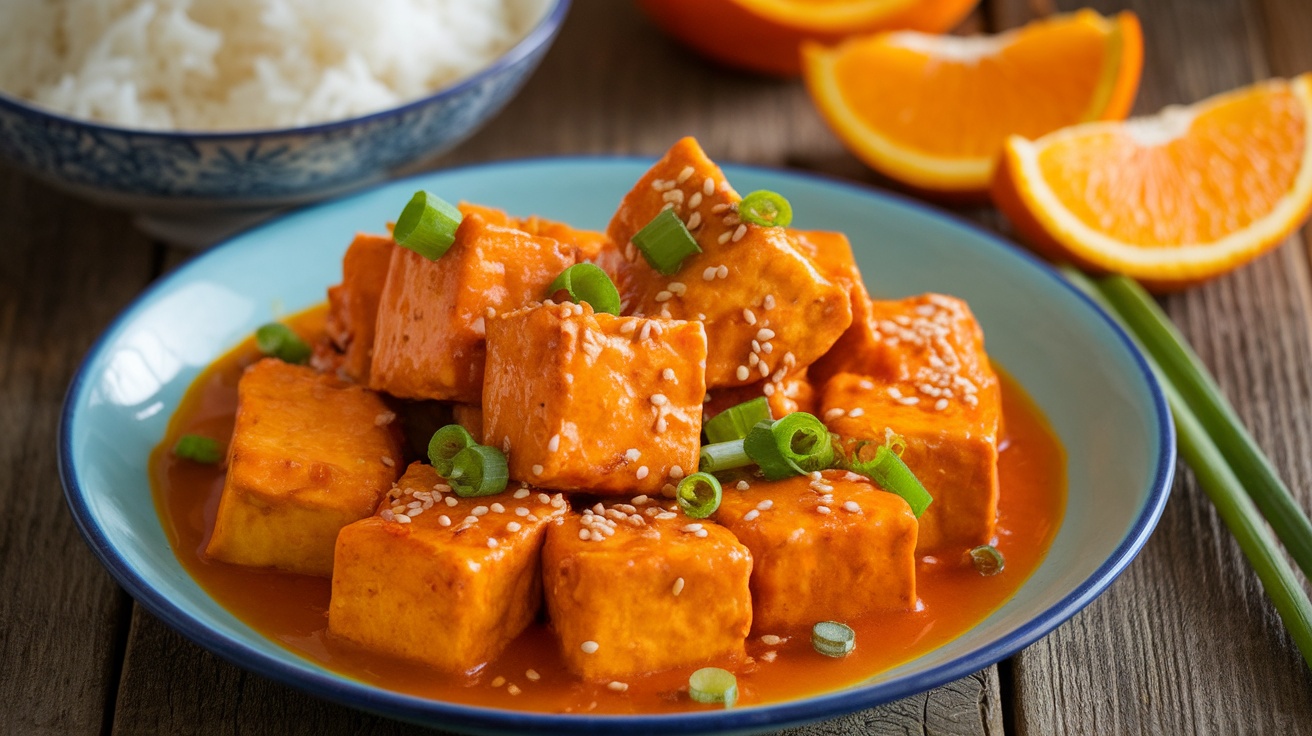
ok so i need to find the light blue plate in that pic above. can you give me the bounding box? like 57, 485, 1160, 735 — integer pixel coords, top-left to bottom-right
59, 158, 1174, 735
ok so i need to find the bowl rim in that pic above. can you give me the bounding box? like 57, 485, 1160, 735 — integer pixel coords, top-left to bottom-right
0, 0, 571, 140
58, 155, 1175, 735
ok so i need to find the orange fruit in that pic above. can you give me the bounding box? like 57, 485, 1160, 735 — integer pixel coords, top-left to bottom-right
636, 0, 979, 77
801, 10, 1142, 197
993, 74, 1312, 291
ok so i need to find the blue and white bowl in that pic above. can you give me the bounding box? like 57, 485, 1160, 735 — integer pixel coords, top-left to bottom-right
0, 0, 570, 245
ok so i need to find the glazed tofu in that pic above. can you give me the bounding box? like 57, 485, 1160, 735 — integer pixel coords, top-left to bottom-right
323, 232, 394, 383
606, 137, 851, 388
704, 368, 817, 422
482, 302, 706, 495
369, 212, 577, 403
819, 294, 1002, 551
791, 230, 879, 387
459, 202, 611, 262
715, 470, 917, 632
542, 500, 753, 681
452, 403, 483, 439
206, 359, 404, 576
329, 464, 567, 673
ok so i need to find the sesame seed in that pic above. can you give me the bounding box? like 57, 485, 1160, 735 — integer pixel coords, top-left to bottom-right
532, 464, 544, 476
381, 456, 395, 468
507, 684, 522, 696
650, 393, 669, 406
625, 448, 641, 461
620, 320, 637, 335
662, 368, 676, 381
743, 308, 756, 325
656, 512, 678, 520
763, 383, 776, 396
507, 521, 522, 532
749, 353, 760, 367
848, 407, 865, 418
663, 189, 684, 204
824, 408, 846, 421
761, 634, 783, 646
703, 177, 715, 196
757, 499, 774, 510
688, 192, 703, 209
492, 676, 506, 687
761, 651, 778, 662
593, 503, 605, 515
695, 529, 708, 538
711, 202, 730, 214
736, 365, 750, 381
633, 495, 650, 504
655, 290, 673, 302
718, 230, 732, 244
677, 165, 694, 183
682, 523, 704, 533
581, 641, 600, 654
702, 266, 718, 281
758, 361, 770, 378
639, 322, 653, 341
717, 265, 729, 279
737, 480, 750, 490
686, 211, 702, 230
661, 202, 674, 211
380, 509, 395, 521
757, 328, 776, 341
438, 515, 451, 527
407, 501, 422, 509
763, 294, 776, 310
445, 496, 458, 507
670, 465, 685, 480
844, 501, 861, 513
514, 488, 530, 499
816, 505, 831, 515
473, 505, 489, 516
669, 281, 687, 296
751, 339, 762, 353
492, 503, 506, 514
516, 506, 530, 517
590, 529, 604, 541
395, 514, 412, 524
526, 669, 541, 682
374, 411, 396, 426
608, 681, 629, 692
672, 577, 685, 596
485, 306, 497, 319
936, 398, 949, 411
637, 466, 650, 480
743, 509, 760, 522
650, 178, 666, 191
578, 528, 590, 540
732, 224, 747, 242
503, 436, 511, 453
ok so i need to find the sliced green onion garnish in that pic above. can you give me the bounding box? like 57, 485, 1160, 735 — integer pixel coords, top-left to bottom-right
173, 434, 222, 464
255, 322, 311, 364
970, 545, 1005, 576
394, 190, 463, 260
688, 667, 738, 708
447, 444, 509, 497
811, 621, 855, 658
738, 190, 792, 228
547, 263, 621, 315
772, 412, 834, 472
677, 472, 722, 519
428, 424, 476, 476
631, 208, 702, 275
849, 444, 932, 517
704, 397, 772, 444
743, 420, 796, 480
698, 439, 753, 474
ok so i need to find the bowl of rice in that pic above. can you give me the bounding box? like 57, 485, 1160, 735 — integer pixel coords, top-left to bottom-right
0, 0, 569, 245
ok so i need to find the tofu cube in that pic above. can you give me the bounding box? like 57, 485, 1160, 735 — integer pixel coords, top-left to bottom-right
818, 295, 1002, 551
206, 359, 404, 576
482, 302, 706, 495
459, 202, 612, 262
369, 212, 577, 402
703, 368, 817, 423
606, 137, 851, 388
452, 403, 483, 439
715, 470, 917, 632
328, 463, 567, 673
542, 500, 753, 681
322, 232, 394, 383
790, 230, 879, 387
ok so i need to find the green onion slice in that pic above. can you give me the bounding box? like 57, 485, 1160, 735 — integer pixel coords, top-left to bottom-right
704, 397, 772, 444
173, 434, 222, 464
255, 322, 311, 364
738, 190, 793, 228
969, 545, 1006, 576
447, 444, 509, 498
428, 424, 476, 476
773, 412, 835, 472
849, 444, 933, 517
688, 667, 738, 708
394, 190, 463, 260
631, 209, 702, 275
698, 439, 753, 474
547, 263, 621, 315
811, 621, 855, 658
677, 472, 723, 519
743, 420, 796, 480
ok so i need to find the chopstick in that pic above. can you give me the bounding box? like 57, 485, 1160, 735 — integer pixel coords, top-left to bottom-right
1061, 267, 1312, 669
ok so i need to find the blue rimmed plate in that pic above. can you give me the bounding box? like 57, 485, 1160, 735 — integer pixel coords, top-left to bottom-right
59, 158, 1173, 734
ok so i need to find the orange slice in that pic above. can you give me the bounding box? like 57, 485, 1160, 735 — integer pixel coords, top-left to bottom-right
636, 0, 979, 77
993, 74, 1312, 291
801, 10, 1142, 196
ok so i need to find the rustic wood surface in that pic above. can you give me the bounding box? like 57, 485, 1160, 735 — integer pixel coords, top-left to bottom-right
2, 0, 1310, 733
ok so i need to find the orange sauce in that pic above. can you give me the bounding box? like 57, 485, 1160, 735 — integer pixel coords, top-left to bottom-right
149, 306, 1066, 714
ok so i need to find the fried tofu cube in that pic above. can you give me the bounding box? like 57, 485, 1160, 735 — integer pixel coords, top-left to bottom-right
606, 137, 851, 388
329, 464, 567, 673
542, 500, 753, 681
206, 359, 404, 576
791, 230, 880, 387
715, 470, 917, 632
459, 202, 612, 261
704, 368, 817, 422
323, 232, 394, 383
452, 403, 483, 439
817, 295, 1001, 551
483, 302, 706, 495
369, 213, 577, 403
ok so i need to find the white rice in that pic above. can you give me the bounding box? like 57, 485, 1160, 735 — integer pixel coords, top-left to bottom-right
0, 0, 550, 131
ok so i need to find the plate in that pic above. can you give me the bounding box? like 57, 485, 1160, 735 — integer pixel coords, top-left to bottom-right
59, 157, 1174, 734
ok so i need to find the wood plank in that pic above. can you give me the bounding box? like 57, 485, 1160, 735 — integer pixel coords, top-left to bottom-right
986, 0, 1312, 734
109, 1, 1000, 734
0, 165, 156, 733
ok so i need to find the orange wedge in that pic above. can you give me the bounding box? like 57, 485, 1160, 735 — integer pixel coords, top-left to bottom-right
637, 0, 979, 77
801, 10, 1142, 197
993, 74, 1312, 291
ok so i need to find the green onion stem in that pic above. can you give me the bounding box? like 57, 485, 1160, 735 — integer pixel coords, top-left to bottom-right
1095, 273, 1312, 581
447, 444, 509, 497
547, 263, 621, 316
704, 396, 772, 445
677, 472, 723, 519
699, 439, 753, 474
255, 323, 311, 365
394, 190, 462, 260
738, 190, 793, 228
688, 667, 738, 708
1063, 267, 1312, 668
173, 434, 223, 464
631, 209, 702, 275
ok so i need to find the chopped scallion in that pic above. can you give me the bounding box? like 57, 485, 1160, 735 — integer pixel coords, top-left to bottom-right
255, 323, 311, 364
173, 434, 222, 464
394, 190, 462, 260
738, 190, 793, 228
772, 412, 835, 472
631, 209, 702, 275
428, 424, 476, 476
677, 472, 722, 519
848, 444, 932, 517
811, 621, 855, 658
688, 667, 738, 708
969, 545, 1005, 576
447, 444, 509, 498
743, 420, 795, 480
698, 439, 753, 474
704, 397, 772, 444
547, 263, 621, 315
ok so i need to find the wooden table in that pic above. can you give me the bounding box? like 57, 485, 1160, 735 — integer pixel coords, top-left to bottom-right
5, 0, 1312, 733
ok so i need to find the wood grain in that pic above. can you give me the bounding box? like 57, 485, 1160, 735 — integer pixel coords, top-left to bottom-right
0, 169, 156, 733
